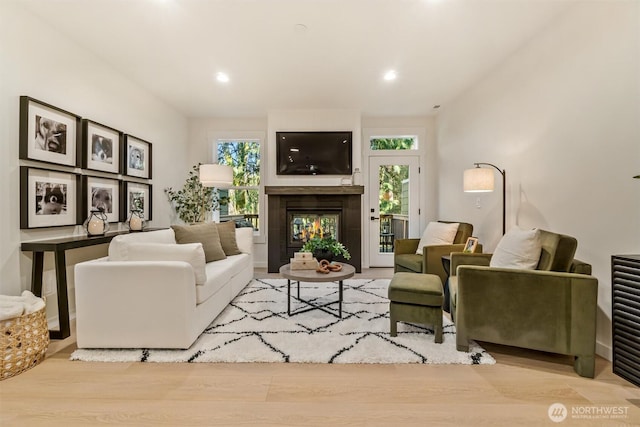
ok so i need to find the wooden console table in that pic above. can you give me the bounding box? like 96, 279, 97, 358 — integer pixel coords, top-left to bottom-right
21, 230, 144, 339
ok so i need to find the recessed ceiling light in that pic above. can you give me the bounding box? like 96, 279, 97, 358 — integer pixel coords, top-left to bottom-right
216, 72, 230, 83
294, 24, 308, 33
383, 70, 397, 81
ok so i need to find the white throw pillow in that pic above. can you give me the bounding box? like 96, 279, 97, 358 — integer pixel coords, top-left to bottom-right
490, 228, 542, 270
415, 222, 460, 255
125, 243, 207, 285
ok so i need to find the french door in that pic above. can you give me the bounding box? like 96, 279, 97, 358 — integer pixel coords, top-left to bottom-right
368, 156, 420, 267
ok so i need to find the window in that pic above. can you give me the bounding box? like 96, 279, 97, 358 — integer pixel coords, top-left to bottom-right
370, 137, 417, 150
216, 139, 262, 232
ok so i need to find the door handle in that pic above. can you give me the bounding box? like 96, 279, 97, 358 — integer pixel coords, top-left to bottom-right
370, 216, 379, 221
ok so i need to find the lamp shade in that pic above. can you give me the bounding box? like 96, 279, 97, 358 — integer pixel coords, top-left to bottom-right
199, 164, 233, 188
463, 167, 494, 192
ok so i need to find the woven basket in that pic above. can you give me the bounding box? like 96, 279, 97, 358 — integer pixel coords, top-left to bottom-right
1, 305, 49, 380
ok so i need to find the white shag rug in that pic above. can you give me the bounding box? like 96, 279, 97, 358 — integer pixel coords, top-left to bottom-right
71, 278, 495, 365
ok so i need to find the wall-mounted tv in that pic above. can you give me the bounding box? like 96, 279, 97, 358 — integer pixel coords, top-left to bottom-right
276, 131, 352, 175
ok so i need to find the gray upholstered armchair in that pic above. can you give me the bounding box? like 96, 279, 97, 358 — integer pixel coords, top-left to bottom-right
449, 230, 598, 378
394, 221, 474, 286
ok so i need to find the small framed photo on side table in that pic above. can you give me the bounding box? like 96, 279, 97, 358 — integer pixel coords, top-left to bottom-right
463, 237, 479, 253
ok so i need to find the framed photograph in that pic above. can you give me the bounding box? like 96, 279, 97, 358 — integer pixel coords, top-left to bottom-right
124, 181, 152, 221
20, 166, 81, 229
124, 135, 152, 179
463, 237, 479, 253
19, 96, 81, 167
82, 119, 123, 174
82, 176, 122, 223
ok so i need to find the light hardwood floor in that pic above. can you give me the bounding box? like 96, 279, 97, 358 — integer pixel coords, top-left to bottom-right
1, 268, 639, 426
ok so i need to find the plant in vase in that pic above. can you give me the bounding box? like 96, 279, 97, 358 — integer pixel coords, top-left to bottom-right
164, 163, 227, 224
301, 236, 351, 262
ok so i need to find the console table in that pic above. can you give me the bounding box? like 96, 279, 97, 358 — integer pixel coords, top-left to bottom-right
21, 230, 143, 339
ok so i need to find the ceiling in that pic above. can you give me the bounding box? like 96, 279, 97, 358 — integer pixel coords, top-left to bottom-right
14, 0, 573, 118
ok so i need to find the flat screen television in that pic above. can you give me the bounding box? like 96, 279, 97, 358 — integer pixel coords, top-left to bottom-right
276, 131, 352, 175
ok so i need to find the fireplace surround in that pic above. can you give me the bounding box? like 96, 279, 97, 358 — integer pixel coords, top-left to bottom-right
266, 186, 364, 273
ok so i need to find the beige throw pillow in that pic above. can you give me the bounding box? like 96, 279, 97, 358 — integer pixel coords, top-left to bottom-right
216, 221, 242, 256
489, 228, 542, 270
171, 223, 227, 262
416, 222, 460, 255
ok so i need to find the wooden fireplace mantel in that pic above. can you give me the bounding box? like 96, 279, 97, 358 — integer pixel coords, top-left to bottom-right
265, 186, 364, 196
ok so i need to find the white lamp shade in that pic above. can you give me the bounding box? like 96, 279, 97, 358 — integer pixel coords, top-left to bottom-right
199, 164, 233, 188
464, 167, 495, 192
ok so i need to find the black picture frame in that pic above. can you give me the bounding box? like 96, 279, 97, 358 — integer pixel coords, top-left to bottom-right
81, 119, 123, 174
20, 166, 82, 229
81, 175, 123, 223
19, 96, 81, 167
123, 181, 152, 221
124, 135, 152, 179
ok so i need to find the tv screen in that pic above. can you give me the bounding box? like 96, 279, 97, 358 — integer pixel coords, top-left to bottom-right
276, 131, 352, 175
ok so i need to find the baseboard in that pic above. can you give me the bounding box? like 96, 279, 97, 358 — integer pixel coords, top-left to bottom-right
253, 260, 267, 269
596, 340, 612, 361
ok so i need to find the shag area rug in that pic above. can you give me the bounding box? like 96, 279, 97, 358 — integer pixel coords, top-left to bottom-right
71, 278, 495, 365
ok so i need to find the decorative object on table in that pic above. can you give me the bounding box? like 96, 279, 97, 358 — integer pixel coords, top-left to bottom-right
301, 236, 351, 263
463, 236, 479, 253
19, 96, 81, 167
124, 134, 152, 179
316, 259, 343, 274
126, 208, 145, 232
83, 208, 109, 236
70, 278, 495, 365
124, 181, 152, 221
165, 164, 229, 224
463, 162, 506, 235
290, 252, 318, 270
81, 119, 123, 174
19, 166, 82, 229
1, 291, 49, 380
81, 175, 121, 224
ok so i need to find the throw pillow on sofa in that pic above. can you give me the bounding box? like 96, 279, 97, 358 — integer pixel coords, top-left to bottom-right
490, 227, 542, 270
416, 222, 460, 255
216, 220, 242, 256
171, 223, 226, 262
126, 242, 208, 285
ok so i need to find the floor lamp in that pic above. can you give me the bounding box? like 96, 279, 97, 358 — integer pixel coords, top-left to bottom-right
463, 162, 506, 235
199, 164, 233, 221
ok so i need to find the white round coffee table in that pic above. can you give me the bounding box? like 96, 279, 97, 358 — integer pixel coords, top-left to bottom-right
279, 263, 355, 318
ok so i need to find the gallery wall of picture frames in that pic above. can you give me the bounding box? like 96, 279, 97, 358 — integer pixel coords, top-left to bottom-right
18, 96, 153, 229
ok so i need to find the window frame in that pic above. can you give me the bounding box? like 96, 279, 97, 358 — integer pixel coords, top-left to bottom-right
212, 131, 265, 243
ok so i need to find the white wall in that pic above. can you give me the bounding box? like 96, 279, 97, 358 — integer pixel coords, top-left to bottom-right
437, 1, 640, 359
0, 2, 189, 323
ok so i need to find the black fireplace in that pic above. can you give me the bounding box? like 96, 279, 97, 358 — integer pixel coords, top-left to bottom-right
266, 186, 364, 272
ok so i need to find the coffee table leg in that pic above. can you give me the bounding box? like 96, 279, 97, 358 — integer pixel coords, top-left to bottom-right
287, 279, 291, 315
339, 280, 343, 318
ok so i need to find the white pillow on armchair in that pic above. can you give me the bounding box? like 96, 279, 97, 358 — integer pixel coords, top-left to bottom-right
415, 222, 460, 255
490, 228, 542, 270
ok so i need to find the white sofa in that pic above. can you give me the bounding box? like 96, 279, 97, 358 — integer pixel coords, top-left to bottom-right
74, 227, 253, 349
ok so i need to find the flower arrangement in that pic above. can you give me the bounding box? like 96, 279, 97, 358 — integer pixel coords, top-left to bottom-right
165, 163, 225, 223
301, 236, 351, 260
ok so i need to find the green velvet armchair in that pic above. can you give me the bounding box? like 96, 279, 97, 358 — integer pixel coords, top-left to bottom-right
449, 230, 598, 378
394, 221, 474, 286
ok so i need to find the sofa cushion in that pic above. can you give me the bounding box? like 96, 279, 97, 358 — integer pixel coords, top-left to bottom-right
196, 253, 251, 304
217, 221, 241, 256
394, 254, 423, 273
416, 222, 459, 255
126, 243, 207, 285
171, 223, 226, 262
490, 228, 542, 270
108, 229, 176, 261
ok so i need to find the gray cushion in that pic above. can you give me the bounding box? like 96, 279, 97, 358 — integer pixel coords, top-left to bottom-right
216, 220, 241, 256
171, 223, 226, 262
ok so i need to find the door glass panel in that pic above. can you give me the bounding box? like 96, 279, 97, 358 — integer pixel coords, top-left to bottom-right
378, 164, 409, 253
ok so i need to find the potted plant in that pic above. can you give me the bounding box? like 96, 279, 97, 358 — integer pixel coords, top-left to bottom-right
301, 236, 351, 262
165, 163, 226, 224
